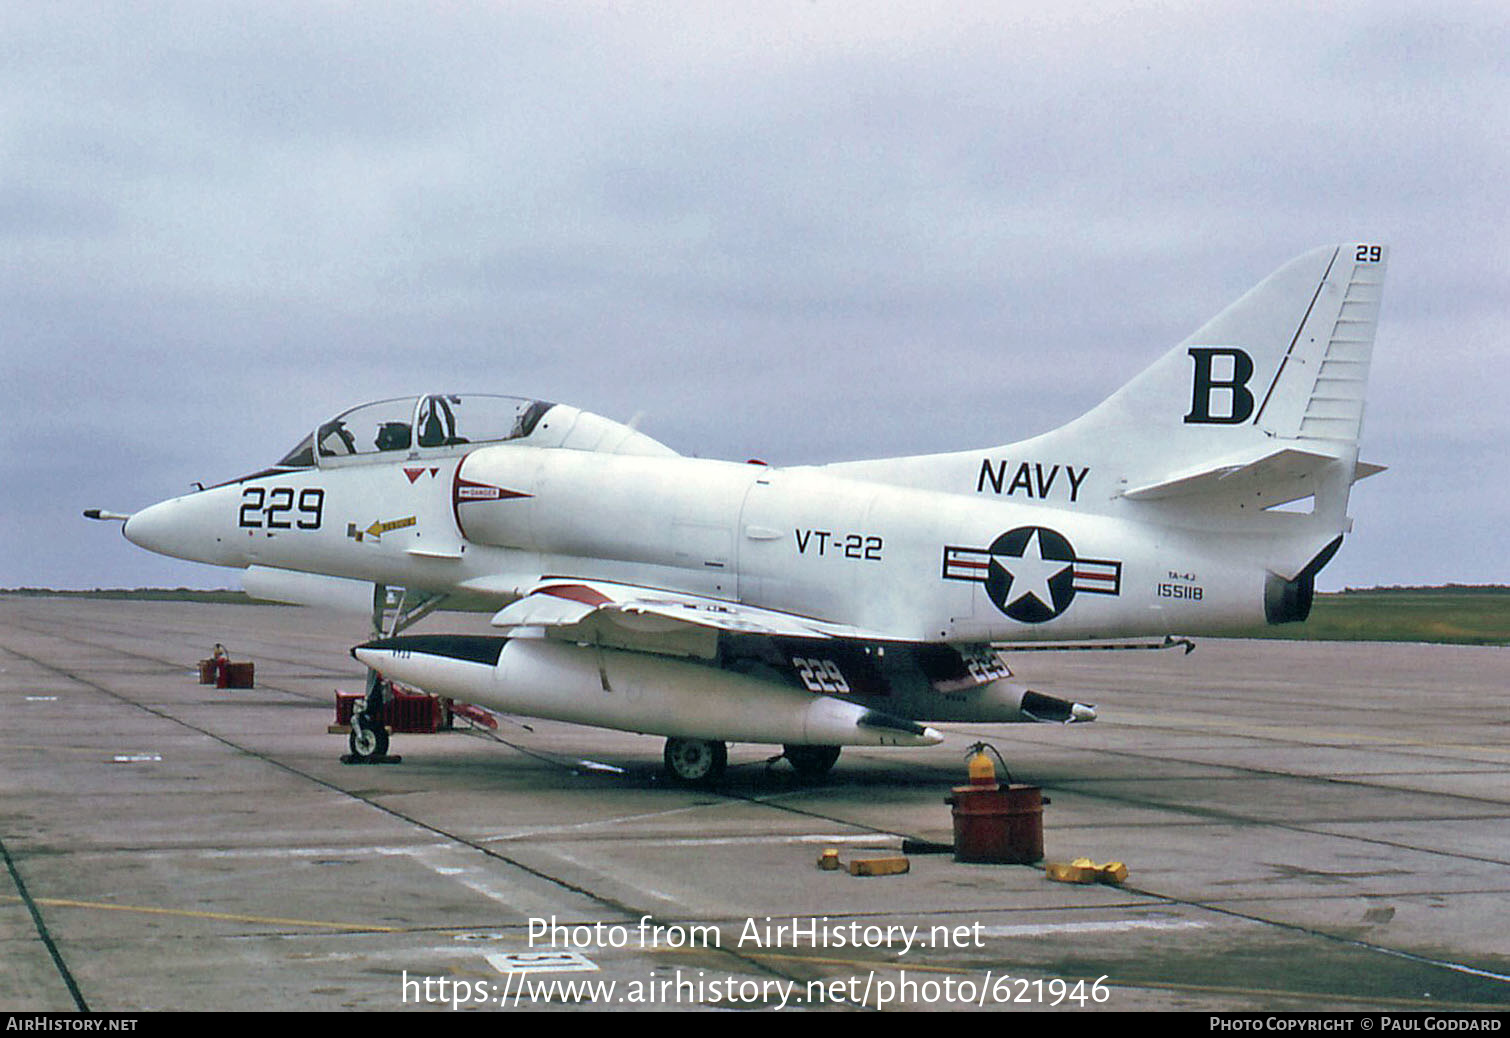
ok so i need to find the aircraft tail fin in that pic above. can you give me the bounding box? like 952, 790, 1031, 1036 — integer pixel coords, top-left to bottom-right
1042, 243, 1388, 576
1066, 242, 1387, 463
984, 244, 1389, 526
826, 243, 1388, 561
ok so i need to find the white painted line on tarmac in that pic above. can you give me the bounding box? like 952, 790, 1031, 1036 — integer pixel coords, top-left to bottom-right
396, 846, 526, 910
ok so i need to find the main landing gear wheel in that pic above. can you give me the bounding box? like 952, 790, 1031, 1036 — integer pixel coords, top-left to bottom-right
663, 737, 727, 787
783, 744, 841, 779
349, 713, 390, 760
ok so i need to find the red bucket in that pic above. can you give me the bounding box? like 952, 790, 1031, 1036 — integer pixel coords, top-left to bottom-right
946, 784, 1044, 864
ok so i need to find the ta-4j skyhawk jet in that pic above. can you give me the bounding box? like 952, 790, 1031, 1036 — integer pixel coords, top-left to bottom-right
90, 243, 1388, 784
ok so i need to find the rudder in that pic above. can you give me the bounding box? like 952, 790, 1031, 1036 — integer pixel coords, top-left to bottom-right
1250, 243, 1387, 445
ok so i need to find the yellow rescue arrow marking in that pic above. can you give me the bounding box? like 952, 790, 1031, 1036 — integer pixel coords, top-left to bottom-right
365, 516, 417, 539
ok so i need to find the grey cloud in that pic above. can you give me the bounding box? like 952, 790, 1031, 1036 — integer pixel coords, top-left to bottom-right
3, 2, 1506, 589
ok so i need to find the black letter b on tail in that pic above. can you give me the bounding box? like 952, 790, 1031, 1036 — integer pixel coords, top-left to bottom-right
1184, 348, 1255, 424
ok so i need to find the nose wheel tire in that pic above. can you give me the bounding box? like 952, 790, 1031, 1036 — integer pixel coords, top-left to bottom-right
349, 714, 390, 760
663, 738, 727, 786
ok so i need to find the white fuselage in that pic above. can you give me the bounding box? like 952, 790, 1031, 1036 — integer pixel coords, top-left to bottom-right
123, 440, 1275, 643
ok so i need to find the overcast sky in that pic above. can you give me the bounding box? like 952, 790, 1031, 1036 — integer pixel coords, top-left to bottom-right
3, 2, 1506, 592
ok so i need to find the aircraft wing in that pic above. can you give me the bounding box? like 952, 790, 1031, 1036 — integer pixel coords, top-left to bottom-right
491, 578, 900, 651
487, 578, 1094, 723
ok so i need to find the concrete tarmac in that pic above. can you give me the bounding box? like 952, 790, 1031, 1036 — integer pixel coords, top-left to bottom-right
2, 596, 1507, 1012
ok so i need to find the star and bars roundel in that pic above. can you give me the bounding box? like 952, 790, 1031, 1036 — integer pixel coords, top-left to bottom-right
942, 527, 1122, 622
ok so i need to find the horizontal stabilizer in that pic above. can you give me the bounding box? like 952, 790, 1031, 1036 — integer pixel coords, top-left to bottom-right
1121, 445, 1355, 509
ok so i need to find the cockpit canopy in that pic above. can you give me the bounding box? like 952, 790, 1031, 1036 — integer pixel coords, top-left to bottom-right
277, 395, 554, 468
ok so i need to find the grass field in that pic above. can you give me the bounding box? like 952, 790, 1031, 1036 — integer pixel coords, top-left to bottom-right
3, 587, 264, 605
1231, 587, 1510, 646
7, 586, 1508, 646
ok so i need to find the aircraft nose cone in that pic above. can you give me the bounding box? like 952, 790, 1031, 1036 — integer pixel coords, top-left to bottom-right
122, 493, 231, 565
122, 500, 174, 554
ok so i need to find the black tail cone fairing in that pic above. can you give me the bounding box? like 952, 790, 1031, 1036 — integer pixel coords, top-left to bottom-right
1264, 536, 1343, 625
